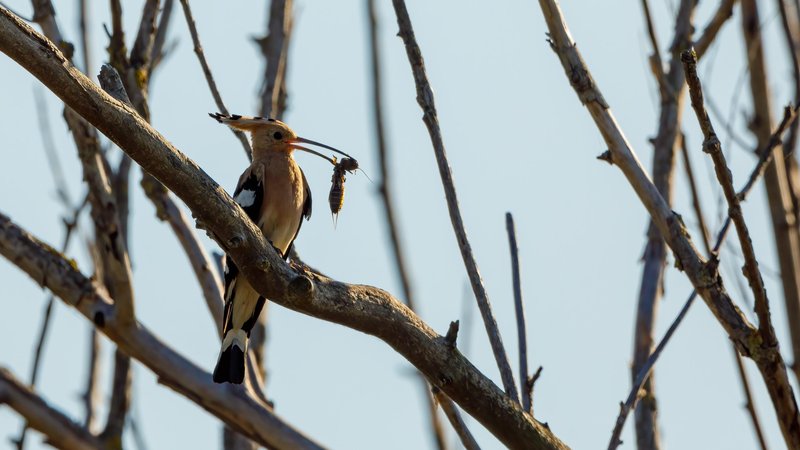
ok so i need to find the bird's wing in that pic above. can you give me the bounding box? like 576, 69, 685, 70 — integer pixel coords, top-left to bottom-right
221, 166, 265, 335
284, 168, 312, 260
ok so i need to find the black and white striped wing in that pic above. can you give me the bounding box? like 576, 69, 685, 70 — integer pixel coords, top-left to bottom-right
221, 168, 265, 334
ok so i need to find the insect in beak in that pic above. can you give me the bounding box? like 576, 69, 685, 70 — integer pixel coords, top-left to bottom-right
291, 137, 355, 159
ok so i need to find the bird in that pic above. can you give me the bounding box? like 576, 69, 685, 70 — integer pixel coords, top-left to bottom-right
209, 112, 348, 384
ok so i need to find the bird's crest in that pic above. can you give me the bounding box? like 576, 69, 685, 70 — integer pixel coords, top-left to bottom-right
209, 112, 284, 132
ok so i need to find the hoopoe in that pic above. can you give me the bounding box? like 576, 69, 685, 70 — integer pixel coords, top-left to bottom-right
209, 113, 347, 384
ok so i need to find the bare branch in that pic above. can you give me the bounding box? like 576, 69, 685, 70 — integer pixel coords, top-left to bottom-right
432, 387, 481, 450
178, 0, 250, 159
365, 0, 449, 447
256, 0, 292, 119
81, 329, 102, 431
390, 0, 520, 406
682, 48, 776, 345
679, 132, 712, 255
505, 213, 532, 414
694, 0, 738, 59
632, 2, 696, 447
1, 368, 104, 450
130, 0, 159, 72
149, 0, 174, 75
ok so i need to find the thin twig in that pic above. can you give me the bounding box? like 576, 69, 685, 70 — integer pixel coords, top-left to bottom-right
78, 0, 90, 73
632, 2, 696, 448
178, 0, 250, 159
82, 328, 101, 431
609, 291, 697, 450
683, 48, 775, 345
694, 0, 738, 59
366, 0, 449, 447
680, 132, 712, 255
149, 0, 174, 75
432, 387, 481, 450
732, 351, 770, 450
506, 213, 532, 414
257, 0, 292, 119
390, 0, 520, 405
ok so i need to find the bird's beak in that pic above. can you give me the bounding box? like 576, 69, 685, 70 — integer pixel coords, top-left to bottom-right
291, 137, 354, 159
288, 144, 337, 165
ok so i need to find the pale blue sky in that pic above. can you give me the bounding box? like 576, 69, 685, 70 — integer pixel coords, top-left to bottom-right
0, 1, 796, 449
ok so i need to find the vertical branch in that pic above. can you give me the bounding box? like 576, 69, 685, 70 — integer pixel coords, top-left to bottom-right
683, 42, 777, 368
257, 0, 292, 119
82, 329, 102, 431
78, 0, 90, 73
390, 0, 519, 404
149, 0, 174, 74
631, 2, 697, 448
432, 388, 481, 450
505, 213, 532, 414
679, 132, 713, 255
741, 0, 800, 382
364, 1, 449, 447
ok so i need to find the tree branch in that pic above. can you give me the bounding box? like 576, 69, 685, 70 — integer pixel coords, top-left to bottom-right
0, 9, 566, 448
682, 48, 775, 346
506, 213, 532, 415
389, 0, 520, 406
257, 0, 292, 119
0, 368, 103, 450
365, 0, 449, 447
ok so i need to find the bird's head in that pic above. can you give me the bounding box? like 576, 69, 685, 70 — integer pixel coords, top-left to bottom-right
210, 113, 353, 163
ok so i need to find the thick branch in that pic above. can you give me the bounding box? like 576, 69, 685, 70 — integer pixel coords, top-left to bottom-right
0, 10, 567, 449
0, 368, 103, 450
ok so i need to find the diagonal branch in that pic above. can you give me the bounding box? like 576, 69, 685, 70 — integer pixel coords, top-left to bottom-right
390, 0, 520, 406
682, 48, 775, 347
0, 368, 104, 450
0, 9, 566, 448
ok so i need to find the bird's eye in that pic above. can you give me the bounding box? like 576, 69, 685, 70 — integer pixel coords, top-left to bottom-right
273, 132, 283, 140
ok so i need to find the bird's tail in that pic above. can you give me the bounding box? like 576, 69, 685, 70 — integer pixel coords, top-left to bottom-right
208, 112, 281, 131
213, 329, 248, 384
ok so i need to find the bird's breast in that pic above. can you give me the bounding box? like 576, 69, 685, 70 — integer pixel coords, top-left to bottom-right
257, 156, 305, 254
